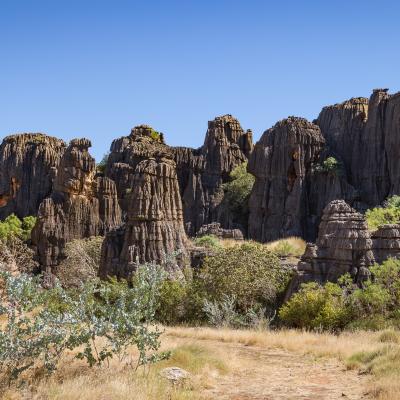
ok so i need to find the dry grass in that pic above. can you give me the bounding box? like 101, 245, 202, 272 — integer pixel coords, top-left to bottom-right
1, 337, 228, 400
3, 326, 400, 399
264, 236, 306, 257
166, 326, 400, 400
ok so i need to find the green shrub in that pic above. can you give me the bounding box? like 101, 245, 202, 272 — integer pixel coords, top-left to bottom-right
315, 156, 341, 173
156, 280, 188, 324
222, 162, 255, 228
193, 234, 220, 249
280, 258, 400, 331
366, 195, 400, 230
199, 242, 291, 314
279, 281, 352, 331
0, 214, 37, 241
96, 152, 109, 173
0, 263, 169, 384
150, 128, 161, 142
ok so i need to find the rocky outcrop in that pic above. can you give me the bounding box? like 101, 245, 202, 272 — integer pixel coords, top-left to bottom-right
104, 125, 167, 214
250, 89, 400, 243
31, 139, 121, 273
173, 115, 253, 235
0, 134, 66, 220
372, 224, 400, 264
197, 222, 244, 240
248, 117, 327, 242
286, 200, 374, 297
316, 89, 400, 207
99, 128, 188, 279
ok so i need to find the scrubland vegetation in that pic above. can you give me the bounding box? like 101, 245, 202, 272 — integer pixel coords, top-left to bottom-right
1, 213, 400, 399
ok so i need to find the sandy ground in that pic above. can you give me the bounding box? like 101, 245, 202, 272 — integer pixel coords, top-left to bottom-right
172, 337, 370, 400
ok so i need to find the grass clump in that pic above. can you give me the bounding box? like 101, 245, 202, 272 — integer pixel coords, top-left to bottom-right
265, 237, 306, 257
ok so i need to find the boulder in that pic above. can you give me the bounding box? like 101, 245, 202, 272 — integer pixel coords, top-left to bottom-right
197, 222, 244, 240
0, 133, 66, 219
31, 138, 122, 273
160, 367, 191, 385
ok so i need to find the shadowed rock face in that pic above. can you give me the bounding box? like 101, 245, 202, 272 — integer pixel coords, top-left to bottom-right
0, 134, 66, 220
249, 88, 400, 243
31, 139, 121, 273
99, 127, 188, 279
248, 117, 327, 242
316, 89, 400, 207
173, 115, 253, 236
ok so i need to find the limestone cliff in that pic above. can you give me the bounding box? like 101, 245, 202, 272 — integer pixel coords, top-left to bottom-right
99, 127, 188, 279
31, 138, 121, 273
0, 133, 66, 219
173, 114, 253, 235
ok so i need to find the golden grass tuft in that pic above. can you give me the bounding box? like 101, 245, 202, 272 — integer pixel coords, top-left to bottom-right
264, 236, 306, 257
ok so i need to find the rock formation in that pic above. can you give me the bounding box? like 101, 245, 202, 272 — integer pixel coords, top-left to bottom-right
287, 200, 400, 298
31, 138, 121, 273
248, 117, 326, 242
249, 88, 400, 243
0, 133, 66, 220
197, 222, 244, 240
316, 89, 400, 207
372, 224, 400, 264
99, 127, 188, 279
173, 114, 253, 235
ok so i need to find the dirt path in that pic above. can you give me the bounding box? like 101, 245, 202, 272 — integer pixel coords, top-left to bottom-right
172, 338, 370, 400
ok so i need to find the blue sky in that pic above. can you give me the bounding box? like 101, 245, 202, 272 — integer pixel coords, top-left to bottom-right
1, 0, 399, 161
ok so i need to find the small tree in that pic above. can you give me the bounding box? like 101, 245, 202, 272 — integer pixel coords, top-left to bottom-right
0, 262, 169, 385
222, 162, 255, 228
198, 242, 290, 314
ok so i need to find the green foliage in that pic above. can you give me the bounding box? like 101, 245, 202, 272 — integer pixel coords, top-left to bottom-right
222, 162, 255, 227
150, 128, 161, 142
0, 214, 36, 241
156, 280, 188, 324
366, 195, 400, 230
279, 281, 351, 331
193, 234, 221, 249
0, 263, 169, 384
280, 258, 400, 331
198, 242, 291, 314
96, 152, 109, 173
315, 156, 341, 173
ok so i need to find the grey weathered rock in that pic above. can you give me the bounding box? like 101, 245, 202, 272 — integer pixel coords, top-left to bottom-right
248, 117, 326, 242
99, 128, 188, 279
173, 115, 253, 235
286, 200, 375, 298
160, 367, 191, 384
316, 89, 400, 207
0, 133, 66, 219
197, 222, 244, 240
31, 138, 121, 273
372, 224, 400, 264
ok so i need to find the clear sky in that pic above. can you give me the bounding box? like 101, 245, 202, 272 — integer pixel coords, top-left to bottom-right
1, 0, 399, 161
